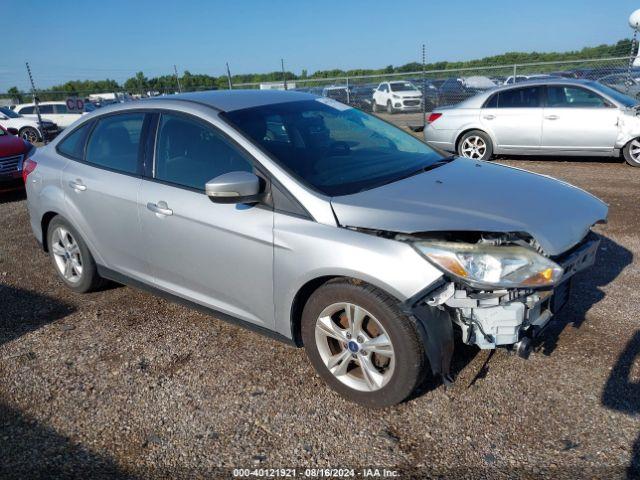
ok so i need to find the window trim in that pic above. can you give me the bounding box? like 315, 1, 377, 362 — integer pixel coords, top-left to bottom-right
482, 86, 542, 109
54, 120, 95, 161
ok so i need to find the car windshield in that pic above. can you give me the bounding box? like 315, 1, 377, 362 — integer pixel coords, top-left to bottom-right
223, 99, 445, 196
0, 107, 20, 119
589, 81, 639, 107
389, 82, 418, 92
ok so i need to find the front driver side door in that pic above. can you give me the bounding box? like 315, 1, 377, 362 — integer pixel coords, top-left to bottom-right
139, 112, 275, 327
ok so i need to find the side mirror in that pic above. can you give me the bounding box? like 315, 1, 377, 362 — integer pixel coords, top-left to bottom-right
7, 127, 19, 136
205, 171, 262, 204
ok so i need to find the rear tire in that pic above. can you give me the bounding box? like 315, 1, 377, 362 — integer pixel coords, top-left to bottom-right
47, 216, 104, 293
457, 130, 493, 160
623, 138, 640, 167
301, 279, 426, 408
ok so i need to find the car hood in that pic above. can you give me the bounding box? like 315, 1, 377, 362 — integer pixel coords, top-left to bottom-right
0, 134, 29, 157
330, 158, 608, 256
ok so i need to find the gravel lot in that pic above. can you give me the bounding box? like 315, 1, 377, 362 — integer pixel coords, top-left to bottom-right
1, 151, 639, 479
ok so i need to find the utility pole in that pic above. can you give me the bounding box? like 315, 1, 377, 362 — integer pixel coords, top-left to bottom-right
174, 65, 182, 93
25, 62, 46, 144
226, 62, 233, 90
422, 44, 427, 131
281, 58, 287, 90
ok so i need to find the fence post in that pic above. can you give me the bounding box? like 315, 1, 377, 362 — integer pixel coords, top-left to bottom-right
346, 76, 350, 104
513, 64, 517, 83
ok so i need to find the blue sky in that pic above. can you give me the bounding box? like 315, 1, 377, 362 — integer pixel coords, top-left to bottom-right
2, 0, 638, 90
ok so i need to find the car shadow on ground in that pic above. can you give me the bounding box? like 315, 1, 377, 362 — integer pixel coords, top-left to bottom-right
536, 235, 633, 357
0, 286, 137, 478
0, 402, 137, 480
602, 330, 640, 479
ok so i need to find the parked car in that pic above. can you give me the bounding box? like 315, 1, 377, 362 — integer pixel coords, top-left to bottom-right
322, 86, 349, 103
26, 90, 608, 407
0, 106, 59, 143
438, 76, 496, 106
372, 81, 423, 114
349, 85, 376, 111
14, 101, 83, 129
407, 79, 440, 111
0, 124, 35, 191
503, 74, 559, 85
424, 78, 640, 166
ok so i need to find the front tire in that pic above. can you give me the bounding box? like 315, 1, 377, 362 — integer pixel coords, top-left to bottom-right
386, 100, 394, 114
372, 100, 379, 113
623, 138, 640, 166
19, 127, 40, 144
301, 279, 426, 408
457, 130, 493, 160
47, 216, 104, 293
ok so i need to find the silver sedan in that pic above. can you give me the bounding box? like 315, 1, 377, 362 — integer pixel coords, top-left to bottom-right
424, 78, 640, 166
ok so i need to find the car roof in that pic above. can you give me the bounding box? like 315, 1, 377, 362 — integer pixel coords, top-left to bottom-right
14, 101, 65, 107
154, 89, 317, 112
491, 77, 597, 91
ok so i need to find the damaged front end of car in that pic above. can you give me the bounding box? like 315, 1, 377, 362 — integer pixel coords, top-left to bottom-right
396, 230, 602, 385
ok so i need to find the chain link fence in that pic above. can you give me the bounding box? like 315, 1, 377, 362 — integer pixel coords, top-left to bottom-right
2, 56, 638, 116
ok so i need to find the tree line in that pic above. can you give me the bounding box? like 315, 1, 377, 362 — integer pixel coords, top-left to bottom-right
3, 39, 635, 102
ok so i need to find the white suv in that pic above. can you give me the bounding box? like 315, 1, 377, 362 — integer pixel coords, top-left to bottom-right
13, 101, 83, 129
0, 106, 59, 143
372, 81, 423, 113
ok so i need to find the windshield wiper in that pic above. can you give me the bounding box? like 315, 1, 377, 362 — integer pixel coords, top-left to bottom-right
369, 156, 456, 191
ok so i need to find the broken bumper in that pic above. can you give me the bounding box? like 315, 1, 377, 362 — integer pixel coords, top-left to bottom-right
444, 233, 600, 349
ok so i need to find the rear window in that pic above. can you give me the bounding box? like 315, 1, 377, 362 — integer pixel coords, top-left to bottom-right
85, 113, 145, 174
57, 122, 93, 160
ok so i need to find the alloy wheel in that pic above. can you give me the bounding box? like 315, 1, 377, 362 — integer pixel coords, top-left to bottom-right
314, 302, 395, 392
460, 135, 487, 159
51, 227, 83, 284
629, 139, 640, 163
21, 128, 39, 143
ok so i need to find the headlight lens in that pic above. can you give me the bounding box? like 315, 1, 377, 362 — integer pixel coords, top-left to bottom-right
413, 241, 563, 288
392, 94, 400, 99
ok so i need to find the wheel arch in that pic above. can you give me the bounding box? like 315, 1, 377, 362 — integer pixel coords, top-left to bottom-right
19, 125, 42, 142
40, 211, 60, 252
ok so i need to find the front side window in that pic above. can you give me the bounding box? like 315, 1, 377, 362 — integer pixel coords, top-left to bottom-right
18, 106, 35, 115
547, 86, 606, 108
224, 99, 444, 196
154, 113, 252, 190
497, 87, 541, 108
85, 113, 144, 174
57, 122, 93, 160
55, 104, 69, 114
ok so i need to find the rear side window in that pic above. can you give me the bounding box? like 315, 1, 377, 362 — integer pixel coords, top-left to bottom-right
154, 113, 253, 190
547, 86, 606, 108
85, 113, 145, 174
39, 105, 55, 114
57, 122, 93, 160
496, 87, 541, 108
484, 93, 498, 108
54, 104, 69, 114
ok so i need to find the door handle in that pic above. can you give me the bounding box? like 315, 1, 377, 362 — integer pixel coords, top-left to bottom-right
68, 180, 86, 191
544, 115, 559, 120
147, 201, 173, 216
483, 114, 495, 120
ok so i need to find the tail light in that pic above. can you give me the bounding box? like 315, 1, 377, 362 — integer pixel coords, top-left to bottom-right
22, 148, 37, 184
427, 113, 442, 124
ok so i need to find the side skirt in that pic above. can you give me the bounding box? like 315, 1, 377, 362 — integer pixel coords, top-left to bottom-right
96, 265, 297, 347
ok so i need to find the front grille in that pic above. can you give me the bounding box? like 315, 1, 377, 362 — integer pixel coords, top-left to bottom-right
0, 155, 23, 174
403, 99, 421, 106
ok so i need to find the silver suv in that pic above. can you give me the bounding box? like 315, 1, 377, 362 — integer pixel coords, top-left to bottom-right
26, 90, 607, 407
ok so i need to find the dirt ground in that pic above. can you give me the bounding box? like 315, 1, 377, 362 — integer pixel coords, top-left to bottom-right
1, 152, 639, 479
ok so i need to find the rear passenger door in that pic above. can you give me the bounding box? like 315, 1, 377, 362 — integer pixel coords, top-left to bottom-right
480, 86, 543, 151
61, 112, 151, 283
139, 112, 274, 327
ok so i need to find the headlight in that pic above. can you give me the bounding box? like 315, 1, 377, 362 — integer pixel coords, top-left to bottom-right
412, 241, 563, 288
392, 94, 400, 99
